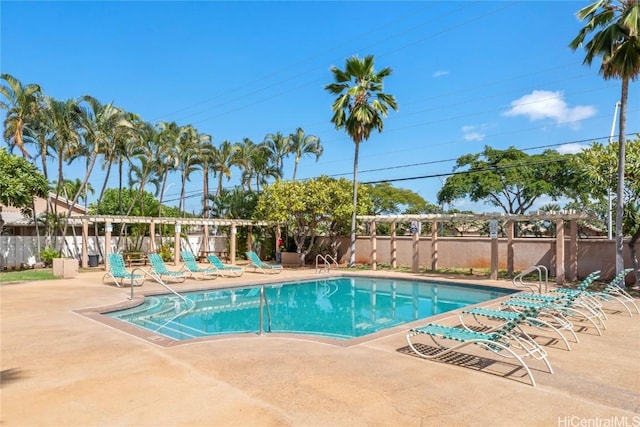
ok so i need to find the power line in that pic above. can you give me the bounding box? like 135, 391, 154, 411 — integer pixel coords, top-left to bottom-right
362, 157, 569, 185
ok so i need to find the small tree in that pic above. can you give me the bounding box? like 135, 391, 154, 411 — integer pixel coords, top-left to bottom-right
571, 137, 640, 284
0, 148, 49, 268
0, 148, 49, 234
255, 176, 371, 265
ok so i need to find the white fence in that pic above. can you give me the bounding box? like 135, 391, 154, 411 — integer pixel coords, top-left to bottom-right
0, 235, 228, 270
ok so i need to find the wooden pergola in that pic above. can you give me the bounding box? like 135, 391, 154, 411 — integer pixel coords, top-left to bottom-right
74, 215, 278, 269
357, 211, 591, 284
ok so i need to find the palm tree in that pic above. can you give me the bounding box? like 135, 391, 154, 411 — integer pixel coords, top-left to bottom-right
155, 121, 181, 217
175, 125, 210, 215
570, 0, 640, 278
251, 142, 280, 192
46, 97, 83, 236
127, 121, 158, 216
55, 178, 94, 209
324, 54, 398, 267
197, 139, 215, 218
234, 138, 258, 191
211, 140, 238, 197
0, 73, 42, 158
263, 131, 291, 179
288, 127, 323, 180
23, 100, 54, 182
72, 96, 131, 235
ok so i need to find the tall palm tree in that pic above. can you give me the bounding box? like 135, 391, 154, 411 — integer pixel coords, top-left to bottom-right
0, 73, 42, 158
211, 140, 238, 197
234, 138, 258, 191
127, 121, 158, 216
288, 127, 323, 180
155, 121, 181, 217
197, 139, 215, 218
251, 142, 280, 192
324, 54, 398, 267
175, 125, 210, 215
23, 100, 54, 182
46, 97, 83, 236
263, 131, 291, 179
570, 0, 640, 277
72, 96, 130, 234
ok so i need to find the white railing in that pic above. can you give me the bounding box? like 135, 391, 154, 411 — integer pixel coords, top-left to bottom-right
513, 265, 548, 294
315, 254, 338, 274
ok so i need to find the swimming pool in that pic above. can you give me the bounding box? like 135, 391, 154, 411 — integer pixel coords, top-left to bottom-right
105, 276, 515, 342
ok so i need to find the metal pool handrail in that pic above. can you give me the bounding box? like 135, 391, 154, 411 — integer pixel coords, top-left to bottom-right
259, 285, 272, 335
129, 267, 187, 302
512, 265, 548, 294
316, 254, 338, 273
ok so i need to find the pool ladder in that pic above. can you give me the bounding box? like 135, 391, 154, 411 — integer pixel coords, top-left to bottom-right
513, 265, 548, 294
315, 254, 338, 274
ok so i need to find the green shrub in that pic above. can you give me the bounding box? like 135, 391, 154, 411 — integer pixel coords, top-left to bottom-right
40, 246, 61, 267
158, 244, 173, 262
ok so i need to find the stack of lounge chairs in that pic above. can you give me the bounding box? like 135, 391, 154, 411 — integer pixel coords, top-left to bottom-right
405, 268, 636, 387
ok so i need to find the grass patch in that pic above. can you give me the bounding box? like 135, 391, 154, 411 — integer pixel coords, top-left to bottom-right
0, 269, 58, 284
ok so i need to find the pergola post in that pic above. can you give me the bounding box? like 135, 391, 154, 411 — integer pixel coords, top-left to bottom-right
174, 222, 181, 266
370, 221, 377, 271
569, 219, 578, 281
555, 218, 565, 285
390, 221, 397, 269
490, 220, 498, 280
431, 220, 438, 271
149, 220, 156, 253
507, 220, 514, 277
104, 222, 112, 271
202, 224, 209, 258
81, 219, 89, 268
275, 224, 282, 263
412, 223, 420, 273
230, 223, 237, 264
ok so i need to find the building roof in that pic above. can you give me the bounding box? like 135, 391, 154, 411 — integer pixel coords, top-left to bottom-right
0, 211, 34, 226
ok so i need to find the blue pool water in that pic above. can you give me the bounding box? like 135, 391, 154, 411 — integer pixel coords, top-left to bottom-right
106, 276, 515, 341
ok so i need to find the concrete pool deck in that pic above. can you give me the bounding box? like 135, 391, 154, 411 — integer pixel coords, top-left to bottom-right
1, 267, 639, 426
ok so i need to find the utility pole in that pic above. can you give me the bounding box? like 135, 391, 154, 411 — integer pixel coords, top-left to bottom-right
607, 101, 621, 240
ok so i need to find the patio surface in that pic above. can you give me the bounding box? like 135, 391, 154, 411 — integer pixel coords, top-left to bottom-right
1, 266, 639, 426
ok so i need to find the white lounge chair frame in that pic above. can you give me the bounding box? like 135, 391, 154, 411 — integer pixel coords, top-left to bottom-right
406, 310, 553, 387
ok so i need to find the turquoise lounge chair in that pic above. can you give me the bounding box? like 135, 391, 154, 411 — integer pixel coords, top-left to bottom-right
103, 253, 145, 287
406, 306, 553, 387
246, 250, 282, 274
555, 269, 638, 317
180, 251, 219, 280
148, 253, 186, 283
459, 305, 578, 351
504, 271, 606, 336
206, 254, 244, 277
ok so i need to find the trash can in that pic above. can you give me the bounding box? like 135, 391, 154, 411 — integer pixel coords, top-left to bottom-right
88, 254, 99, 267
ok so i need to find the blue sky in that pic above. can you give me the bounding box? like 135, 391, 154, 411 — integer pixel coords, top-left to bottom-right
1, 1, 638, 214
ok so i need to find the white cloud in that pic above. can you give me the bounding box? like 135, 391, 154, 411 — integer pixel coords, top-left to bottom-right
432, 70, 449, 78
461, 125, 485, 141
557, 143, 587, 154
504, 90, 596, 126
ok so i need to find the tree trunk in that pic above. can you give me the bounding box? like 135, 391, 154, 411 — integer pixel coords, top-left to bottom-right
614, 77, 628, 275
349, 141, 360, 268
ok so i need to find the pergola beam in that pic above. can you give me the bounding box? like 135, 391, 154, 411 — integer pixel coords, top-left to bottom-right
76, 215, 277, 269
